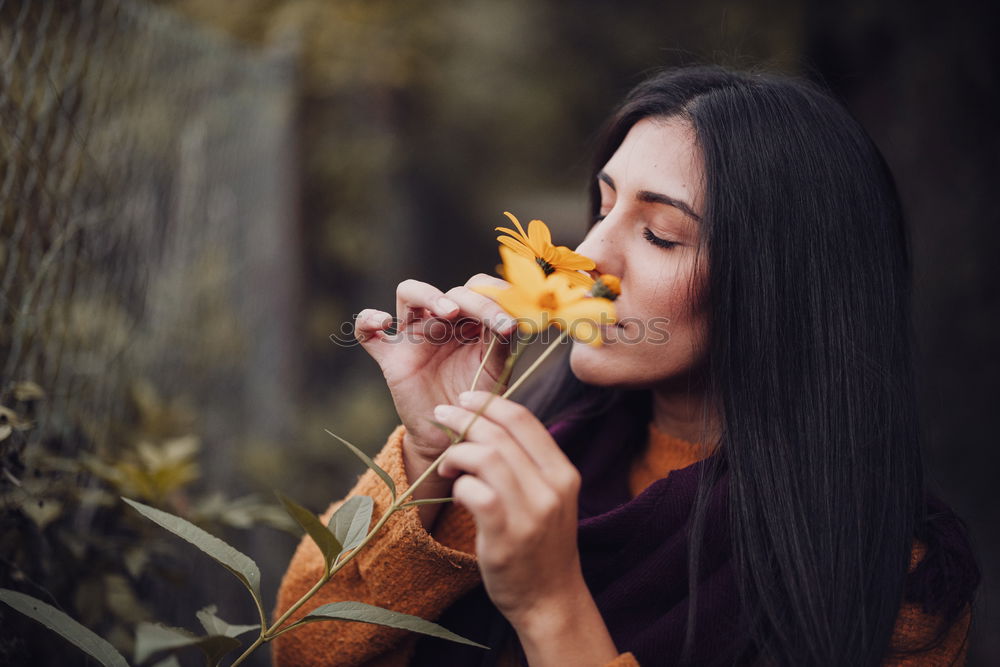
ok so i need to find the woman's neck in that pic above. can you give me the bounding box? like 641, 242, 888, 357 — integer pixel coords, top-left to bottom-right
650, 384, 721, 446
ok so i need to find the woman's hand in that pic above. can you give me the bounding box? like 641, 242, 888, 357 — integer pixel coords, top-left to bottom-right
433, 390, 586, 628
435, 391, 622, 665
353, 276, 518, 501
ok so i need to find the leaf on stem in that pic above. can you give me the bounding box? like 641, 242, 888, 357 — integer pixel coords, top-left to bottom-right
0, 589, 129, 667
325, 429, 396, 500
328, 495, 374, 558
277, 492, 343, 570
195, 605, 259, 639
400, 497, 454, 509
296, 601, 489, 649
134, 622, 241, 665
121, 498, 262, 599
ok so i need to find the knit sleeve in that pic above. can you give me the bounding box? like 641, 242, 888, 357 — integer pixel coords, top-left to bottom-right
271, 425, 482, 667
883, 541, 973, 666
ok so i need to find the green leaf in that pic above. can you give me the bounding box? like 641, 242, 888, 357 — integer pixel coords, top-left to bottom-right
135, 623, 197, 663
277, 492, 342, 569
195, 605, 259, 639
400, 497, 454, 508
122, 498, 261, 598
0, 589, 129, 667
193, 635, 243, 666
134, 622, 241, 665
297, 601, 488, 649
325, 429, 395, 499
328, 495, 373, 557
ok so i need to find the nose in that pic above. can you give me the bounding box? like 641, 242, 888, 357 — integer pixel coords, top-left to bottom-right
575, 218, 620, 279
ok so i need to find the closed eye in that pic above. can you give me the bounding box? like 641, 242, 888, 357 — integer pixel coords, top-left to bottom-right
643, 228, 680, 249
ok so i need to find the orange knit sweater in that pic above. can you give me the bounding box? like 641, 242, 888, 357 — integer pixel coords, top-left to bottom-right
272, 424, 971, 666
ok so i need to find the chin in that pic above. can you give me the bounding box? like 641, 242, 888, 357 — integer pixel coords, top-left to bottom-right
569, 340, 693, 390
568, 340, 626, 387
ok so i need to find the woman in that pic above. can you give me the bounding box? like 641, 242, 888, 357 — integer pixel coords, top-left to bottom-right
274, 65, 980, 666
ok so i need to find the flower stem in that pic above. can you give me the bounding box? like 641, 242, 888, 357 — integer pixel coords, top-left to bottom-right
403, 335, 526, 502
230, 636, 265, 667
470, 335, 499, 392
238, 331, 577, 665
502, 329, 570, 399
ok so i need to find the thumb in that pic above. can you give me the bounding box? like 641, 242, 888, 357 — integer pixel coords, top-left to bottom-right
353, 309, 395, 366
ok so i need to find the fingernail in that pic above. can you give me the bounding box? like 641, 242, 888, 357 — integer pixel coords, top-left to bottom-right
458, 391, 474, 406
433, 404, 450, 420
436, 297, 458, 314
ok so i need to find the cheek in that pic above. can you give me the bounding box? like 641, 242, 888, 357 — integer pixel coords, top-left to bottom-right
652, 279, 709, 357
630, 274, 690, 326
642, 254, 709, 322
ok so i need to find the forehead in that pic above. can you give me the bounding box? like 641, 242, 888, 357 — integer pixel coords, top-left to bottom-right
602, 117, 704, 208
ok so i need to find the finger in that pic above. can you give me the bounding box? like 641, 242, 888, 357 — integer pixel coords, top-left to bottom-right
433, 403, 547, 492
354, 308, 396, 364
458, 391, 577, 486
465, 272, 510, 289
443, 285, 518, 336
435, 404, 561, 525
438, 442, 559, 532
451, 474, 505, 535
354, 308, 394, 342
439, 443, 535, 521
395, 279, 459, 328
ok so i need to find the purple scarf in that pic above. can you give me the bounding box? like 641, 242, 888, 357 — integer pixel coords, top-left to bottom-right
410, 390, 977, 666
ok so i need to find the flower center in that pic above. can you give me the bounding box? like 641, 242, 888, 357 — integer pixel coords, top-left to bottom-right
538, 290, 559, 311
535, 257, 555, 275
589, 275, 621, 301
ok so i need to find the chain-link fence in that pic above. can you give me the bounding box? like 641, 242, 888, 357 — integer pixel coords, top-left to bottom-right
0, 0, 300, 456
1, 0, 299, 663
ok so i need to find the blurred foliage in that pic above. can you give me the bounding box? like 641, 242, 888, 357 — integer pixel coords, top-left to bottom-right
0, 378, 295, 664
1, 3, 301, 662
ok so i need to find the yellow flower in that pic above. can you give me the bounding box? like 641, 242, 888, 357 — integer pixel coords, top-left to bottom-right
473, 246, 615, 346
589, 274, 621, 301
495, 211, 596, 288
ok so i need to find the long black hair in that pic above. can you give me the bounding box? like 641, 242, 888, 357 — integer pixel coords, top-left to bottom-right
520, 65, 978, 665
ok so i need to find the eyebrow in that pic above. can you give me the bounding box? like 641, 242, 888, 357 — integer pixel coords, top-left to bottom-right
598, 171, 702, 223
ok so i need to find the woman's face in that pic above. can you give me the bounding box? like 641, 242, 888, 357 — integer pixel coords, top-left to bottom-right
570, 116, 709, 390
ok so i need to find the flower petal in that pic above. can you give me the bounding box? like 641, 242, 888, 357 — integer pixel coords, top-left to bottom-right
499, 246, 547, 293
496, 235, 534, 258
472, 284, 546, 326
550, 246, 597, 271
569, 319, 603, 347
557, 268, 596, 289
503, 212, 530, 242
554, 297, 616, 329
546, 274, 590, 303
526, 219, 553, 250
